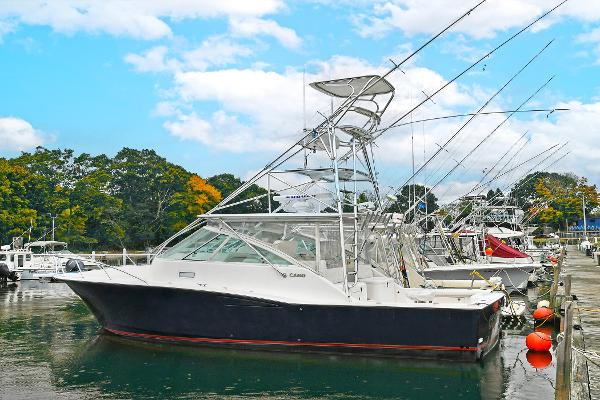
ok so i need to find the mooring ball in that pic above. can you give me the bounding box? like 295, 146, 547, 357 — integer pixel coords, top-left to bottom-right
532, 307, 554, 321
485, 247, 493, 256
526, 350, 552, 369
526, 332, 552, 352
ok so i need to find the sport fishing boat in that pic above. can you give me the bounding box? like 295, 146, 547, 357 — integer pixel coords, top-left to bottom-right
415, 224, 535, 292
58, 71, 504, 361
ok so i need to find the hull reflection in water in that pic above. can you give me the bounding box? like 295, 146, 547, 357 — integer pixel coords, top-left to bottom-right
55, 333, 504, 400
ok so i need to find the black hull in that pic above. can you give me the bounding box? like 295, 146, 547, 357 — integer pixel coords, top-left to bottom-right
61, 280, 502, 361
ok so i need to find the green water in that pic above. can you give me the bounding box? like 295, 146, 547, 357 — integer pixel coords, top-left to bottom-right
0, 281, 558, 400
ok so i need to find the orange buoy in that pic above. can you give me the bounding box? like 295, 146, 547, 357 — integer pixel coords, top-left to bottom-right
485, 247, 493, 256
526, 350, 552, 369
533, 307, 554, 321
526, 332, 552, 352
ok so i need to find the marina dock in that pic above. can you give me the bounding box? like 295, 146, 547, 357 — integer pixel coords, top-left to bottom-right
560, 246, 599, 399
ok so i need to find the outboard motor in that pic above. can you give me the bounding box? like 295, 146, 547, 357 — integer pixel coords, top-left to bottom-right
0, 263, 19, 282
65, 259, 86, 273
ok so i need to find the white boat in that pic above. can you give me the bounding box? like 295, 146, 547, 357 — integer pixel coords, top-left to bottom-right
58, 72, 505, 361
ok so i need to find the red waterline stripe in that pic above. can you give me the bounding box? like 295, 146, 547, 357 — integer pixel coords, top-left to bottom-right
106, 328, 480, 352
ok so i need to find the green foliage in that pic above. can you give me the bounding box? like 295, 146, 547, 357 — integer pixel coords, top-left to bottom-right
386, 184, 439, 215
207, 173, 271, 213
511, 172, 599, 229
1, 147, 226, 250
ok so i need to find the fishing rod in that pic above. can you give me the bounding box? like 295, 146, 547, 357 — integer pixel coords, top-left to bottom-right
384, 38, 555, 213
208, 2, 491, 215
499, 147, 570, 201
520, 153, 571, 224
401, 73, 555, 220
153, 3, 491, 254
463, 142, 566, 198
432, 140, 566, 229
473, 131, 529, 190
444, 135, 532, 224
434, 132, 530, 208
376, 109, 568, 132
359, 0, 569, 181
447, 146, 569, 231
488, 133, 531, 184
460, 149, 571, 231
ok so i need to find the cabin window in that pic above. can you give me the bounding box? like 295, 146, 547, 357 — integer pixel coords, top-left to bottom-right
210, 238, 291, 265
25, 254, 31, 261
0, 254, 5, 261
160, 228, 219, 260
184, 234, 228, 261
10, 255, 14, 262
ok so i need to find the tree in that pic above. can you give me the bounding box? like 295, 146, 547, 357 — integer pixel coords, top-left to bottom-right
207, 173, 271, 213
0, 159, 37, 243
112, 148, 193, 248
511, 172, 578, 211
169, 175, 222, 231
386, 184, 439, 216
530, 175, 599, 229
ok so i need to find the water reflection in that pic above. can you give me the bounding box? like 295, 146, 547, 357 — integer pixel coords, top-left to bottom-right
54, 334, 503, 400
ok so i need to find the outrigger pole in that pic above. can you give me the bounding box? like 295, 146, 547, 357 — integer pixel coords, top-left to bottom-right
360, 0, 570, 175
211, 1, 489, 211
389, 39, 556, 215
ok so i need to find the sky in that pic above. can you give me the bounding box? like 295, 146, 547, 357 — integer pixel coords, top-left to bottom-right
1, 0, 600, 202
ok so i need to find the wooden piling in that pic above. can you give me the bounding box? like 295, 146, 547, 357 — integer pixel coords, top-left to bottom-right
556, 300, 573, 400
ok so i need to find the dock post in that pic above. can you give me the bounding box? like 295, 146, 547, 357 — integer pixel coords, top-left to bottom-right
555, 300, 573, 400
122, 248, 126, 266
550, 247, 565, 310
564, 274, 572, 299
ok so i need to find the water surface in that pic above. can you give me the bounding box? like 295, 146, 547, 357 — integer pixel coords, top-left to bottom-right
0, 278, 566, 399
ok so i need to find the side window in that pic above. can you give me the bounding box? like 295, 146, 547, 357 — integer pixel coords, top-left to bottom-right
26, 254, 31, 261
160, 228, 218, 260
0, 254, 5, 261
184, 235, 228, 261
211, 239, 291, 265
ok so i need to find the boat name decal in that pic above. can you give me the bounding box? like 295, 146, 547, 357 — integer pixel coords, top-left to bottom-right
289, 273, 306, 278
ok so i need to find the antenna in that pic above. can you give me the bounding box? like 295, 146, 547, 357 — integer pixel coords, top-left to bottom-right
303, 67, 308, 168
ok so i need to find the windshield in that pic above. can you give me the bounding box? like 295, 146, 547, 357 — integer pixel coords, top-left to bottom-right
159, 227, 291, 265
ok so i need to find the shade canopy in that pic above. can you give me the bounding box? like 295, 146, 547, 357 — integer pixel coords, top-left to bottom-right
310, 75, 394, 98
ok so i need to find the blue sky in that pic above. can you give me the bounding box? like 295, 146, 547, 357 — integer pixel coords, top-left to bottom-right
1, 1, 600, 199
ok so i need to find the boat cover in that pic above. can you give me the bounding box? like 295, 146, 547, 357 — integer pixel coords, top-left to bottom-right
485, 234, 529, 259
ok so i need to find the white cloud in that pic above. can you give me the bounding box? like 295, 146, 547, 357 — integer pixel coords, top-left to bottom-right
0, 19, 14, 42
0, 117, 46, 151
0, 0, 285, 40
124, 46, 181, 72
229, 17, 302, 49
161, 55, 480, 162
353, 1, 600, 39
125, 36, 253, 73
182, 36, 253, 70
576, 27, 600, 64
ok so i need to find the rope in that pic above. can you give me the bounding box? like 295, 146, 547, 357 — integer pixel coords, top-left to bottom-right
572, 347, 600, 368
469, 269, 521, 315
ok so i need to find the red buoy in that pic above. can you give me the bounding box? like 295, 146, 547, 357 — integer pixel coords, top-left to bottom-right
485, 247, 493, 256
526, 350, 552, 369
533, 307, 554, 321
526, 332, 552, 352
